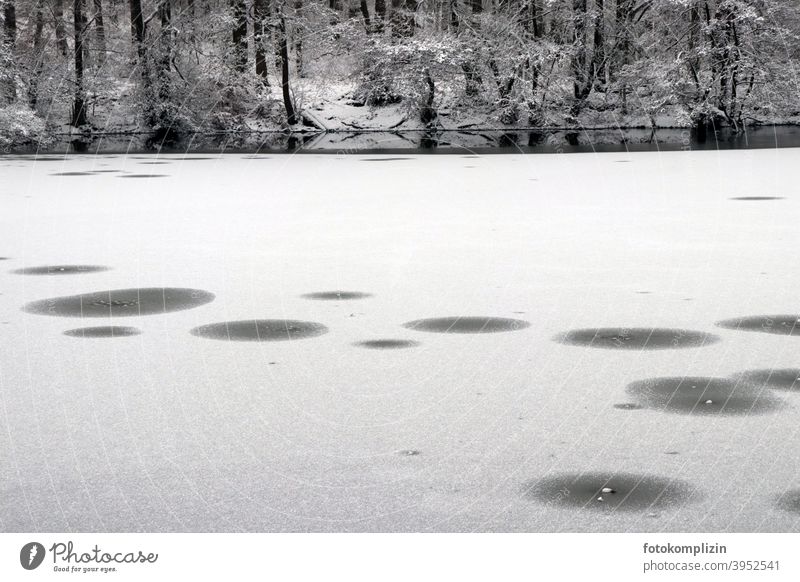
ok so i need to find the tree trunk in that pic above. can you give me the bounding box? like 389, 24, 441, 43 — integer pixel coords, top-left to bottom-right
614, 0, 632, 112
570, 0, 591, 117
294, 0, 303, 75
94, 0, 106, 66
129, 0, 152, 124
420, 67, 436, 125
375, 0, 386, 32
54, 0, 69, 56
461, 0, 483, 95
254, 0, 270, 85
29, 2, 45, 108
592, 0, 605, 90
360, 0, 372, 32
2, 0, 16, 103
232, 0, 248, 72
277, 9, 297, 125
157, 0, 173, 126
72, 0, 87, 126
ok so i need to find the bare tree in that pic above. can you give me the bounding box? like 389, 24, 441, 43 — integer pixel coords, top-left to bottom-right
2, 0, 16, 102
54, 0, 70, 56
232, 0, 247, 71
254, 0, 271, 85
94, 0, 106, 65
276, 1, 297, 124
72, 0, 87, 126
28, 0, 45, 107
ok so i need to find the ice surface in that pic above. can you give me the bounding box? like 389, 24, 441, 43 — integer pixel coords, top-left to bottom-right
1, 149, 799, 532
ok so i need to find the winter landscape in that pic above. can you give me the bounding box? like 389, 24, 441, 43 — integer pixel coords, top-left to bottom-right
1, 0, 800, 534
1, 147, 800, 532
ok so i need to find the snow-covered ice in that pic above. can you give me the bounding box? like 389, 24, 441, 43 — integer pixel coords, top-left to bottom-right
0, 148, 799, 532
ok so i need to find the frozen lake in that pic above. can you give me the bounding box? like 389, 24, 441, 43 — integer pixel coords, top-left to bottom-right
1, 149, 799, 532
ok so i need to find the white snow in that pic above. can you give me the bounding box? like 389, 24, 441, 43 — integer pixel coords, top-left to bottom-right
0, 148, 799, 532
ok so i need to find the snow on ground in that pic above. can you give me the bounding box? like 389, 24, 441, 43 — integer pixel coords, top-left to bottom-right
0, 148, 799, 532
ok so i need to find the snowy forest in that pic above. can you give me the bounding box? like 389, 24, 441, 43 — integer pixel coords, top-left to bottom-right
1, 0, 799, 146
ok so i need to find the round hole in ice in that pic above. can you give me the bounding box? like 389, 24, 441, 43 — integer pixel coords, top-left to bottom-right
191, 319, 329, 342
522, 472, 699, 512
717, 315, 800, 336
354, 339, 420, 350
626, 376, 783, 416
729, 196, 785, 201
360, 157, 413, 162
734, 369, 800, 392
116, 174, 169, 178
554, 327, 719, 350
63, 326, 142, 338
12, 265, 109, 276
301, 291, 372, 301
403, 316, 531, 334
23, 288, 215, 317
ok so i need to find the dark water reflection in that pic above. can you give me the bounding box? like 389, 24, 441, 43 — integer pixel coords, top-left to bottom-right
5, 125, 800, 155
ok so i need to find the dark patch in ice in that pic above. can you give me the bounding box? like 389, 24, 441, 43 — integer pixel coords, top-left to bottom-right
50, 171, 94, 176
729, 196, 785, 201
117, 174, 169, 179
613, 403, 644, 410
717, 315, 800, 336
397, 450, 421, 456
191, 319, 328, 342
301, 291, 372, 301
736, 369, 800, 392
403, 316, 530, 334
89, 170, 121, 173
554, 327, 719, 350
64, 326, 142, 338
354, 339, 420, 350
360, 157, 413, 162
522, 472, 697, 512
13, 157, 68, 162
626, 376, 783, 415
138, 161, 171, 165
11, 264, 109, 276
23, 288, 215, 317
775, 490, 800, 513
0, 257, 9, 260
